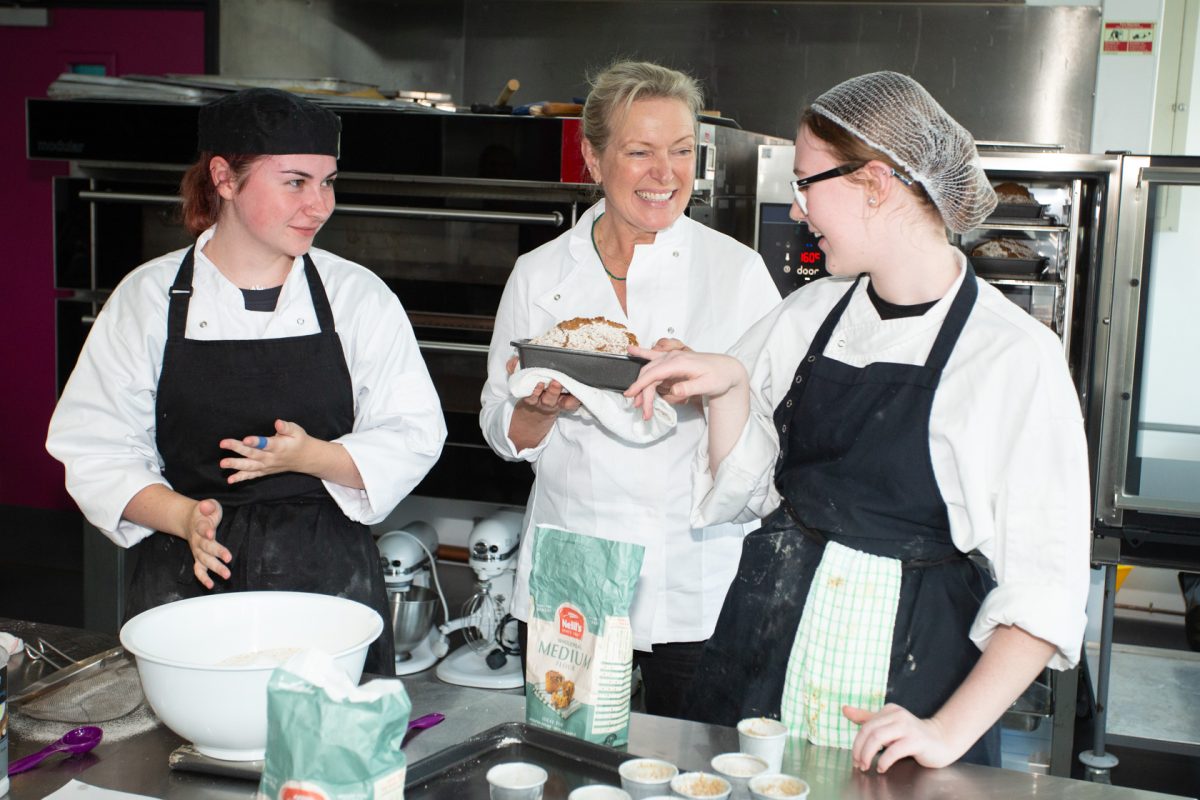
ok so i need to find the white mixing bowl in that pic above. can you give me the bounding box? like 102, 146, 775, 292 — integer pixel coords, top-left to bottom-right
120, 591, 383, 761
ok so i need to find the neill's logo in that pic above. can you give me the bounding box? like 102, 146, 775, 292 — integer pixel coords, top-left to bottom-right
558, 606, 585, 639
281, 781, 331, 800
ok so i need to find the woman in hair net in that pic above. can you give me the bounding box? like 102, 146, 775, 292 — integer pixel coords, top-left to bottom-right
626, 72, 1089, 768
46, 89, 447, 674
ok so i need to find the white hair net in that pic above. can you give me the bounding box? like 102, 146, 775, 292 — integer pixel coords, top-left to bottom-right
810, 71, 997, 233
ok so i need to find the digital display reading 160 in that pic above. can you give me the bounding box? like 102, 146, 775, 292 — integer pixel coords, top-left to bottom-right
759, 203, 830, 297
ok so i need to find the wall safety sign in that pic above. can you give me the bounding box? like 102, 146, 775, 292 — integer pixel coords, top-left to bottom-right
1103, 21, 1155, 54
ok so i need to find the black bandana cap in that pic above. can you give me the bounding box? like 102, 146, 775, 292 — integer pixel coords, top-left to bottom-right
197, 88, 341, 158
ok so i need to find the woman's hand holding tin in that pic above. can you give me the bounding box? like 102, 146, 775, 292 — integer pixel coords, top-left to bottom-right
507, 355, 582, 414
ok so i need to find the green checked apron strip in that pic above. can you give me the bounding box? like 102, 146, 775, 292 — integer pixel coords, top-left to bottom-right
781, 541, 901, 747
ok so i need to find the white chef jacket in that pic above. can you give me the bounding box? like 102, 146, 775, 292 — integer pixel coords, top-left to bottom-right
694, 252, 1091, 670
480, 201, 782, 650
46, 226, 447, 547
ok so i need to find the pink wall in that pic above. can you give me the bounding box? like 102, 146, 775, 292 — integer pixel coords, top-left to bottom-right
0, 8, 205, 509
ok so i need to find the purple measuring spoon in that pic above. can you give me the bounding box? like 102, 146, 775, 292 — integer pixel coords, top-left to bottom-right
402, 712, 445, 747
9, 726, 103, 776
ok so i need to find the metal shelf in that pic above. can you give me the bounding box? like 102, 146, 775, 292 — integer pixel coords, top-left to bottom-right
973, 221, 1070, 233
957, 173, 1084, 358
986, 278, 1064, 289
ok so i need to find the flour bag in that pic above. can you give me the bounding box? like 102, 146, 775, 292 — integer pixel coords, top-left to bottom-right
258, 650, 411, 800
526, 525, 644, 746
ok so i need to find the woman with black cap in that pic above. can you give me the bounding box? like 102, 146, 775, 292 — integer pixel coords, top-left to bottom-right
47, 88, 447, 674
627, 72, 1090, 768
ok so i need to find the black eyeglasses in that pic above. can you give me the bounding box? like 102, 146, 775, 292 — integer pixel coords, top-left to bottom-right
790, 162, 913, 214
790, 163, 865, 214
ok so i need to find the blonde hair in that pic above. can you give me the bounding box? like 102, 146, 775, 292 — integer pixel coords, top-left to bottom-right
582, 60, 703, 154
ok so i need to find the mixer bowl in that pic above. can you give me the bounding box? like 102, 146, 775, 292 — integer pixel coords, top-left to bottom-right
120, 591, 381, 761
388, 585, 438, 660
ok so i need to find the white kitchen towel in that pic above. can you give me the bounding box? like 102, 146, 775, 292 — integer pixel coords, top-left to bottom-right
509, 368, 676, 444
45, 780, 158, 799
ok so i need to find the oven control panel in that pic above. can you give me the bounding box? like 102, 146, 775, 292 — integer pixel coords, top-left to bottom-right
757, 203, 827, 297
755, 145, 828, 298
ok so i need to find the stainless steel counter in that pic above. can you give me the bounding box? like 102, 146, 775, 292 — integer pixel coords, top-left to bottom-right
3, 618, 1190, 800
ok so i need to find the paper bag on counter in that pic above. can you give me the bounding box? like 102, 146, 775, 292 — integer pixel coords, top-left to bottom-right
525, 525, 644, 747
257, 650, 411, 800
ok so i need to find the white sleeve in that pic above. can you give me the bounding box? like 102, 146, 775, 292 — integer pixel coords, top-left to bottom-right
967, 348, 1091, 670
328, 285, 446, 523
45, 285, 169, 548
479, 259, 556, 461
691, 303, 789, 527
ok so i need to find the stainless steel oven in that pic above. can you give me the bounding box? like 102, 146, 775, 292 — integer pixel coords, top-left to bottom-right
756, 146, 1122, 390
1091, 155, 1200, 567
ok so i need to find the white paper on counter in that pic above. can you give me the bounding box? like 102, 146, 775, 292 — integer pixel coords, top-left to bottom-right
43, 779, 158, 799
1, 631, 25, 656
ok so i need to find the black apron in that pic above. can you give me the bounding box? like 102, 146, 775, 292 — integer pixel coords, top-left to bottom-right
685, 266, 1000, 766
126, 247, 394, 676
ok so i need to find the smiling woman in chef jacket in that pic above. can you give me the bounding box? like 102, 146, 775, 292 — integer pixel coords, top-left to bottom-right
627, 72, 1090, 768
46, 88, 447, 675
479, 61, 781, 718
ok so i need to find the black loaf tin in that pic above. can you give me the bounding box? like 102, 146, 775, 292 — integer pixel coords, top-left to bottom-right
988, 202, 1049, 220
970, 256, 1048, 277
512, 339, 648, 392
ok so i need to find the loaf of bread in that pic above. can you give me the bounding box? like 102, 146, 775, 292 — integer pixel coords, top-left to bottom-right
970, 238, 1039, 259
993, 181, 1039, 205
529, 317, 639, 355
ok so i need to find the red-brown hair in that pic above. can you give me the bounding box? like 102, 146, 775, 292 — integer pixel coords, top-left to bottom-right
179, 152, 264, 237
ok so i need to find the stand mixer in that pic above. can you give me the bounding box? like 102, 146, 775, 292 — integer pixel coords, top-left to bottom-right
436, 509, 524, 689
377, 521, 450, 675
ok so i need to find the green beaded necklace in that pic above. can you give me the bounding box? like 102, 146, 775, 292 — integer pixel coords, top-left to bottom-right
590, 213, 626, 282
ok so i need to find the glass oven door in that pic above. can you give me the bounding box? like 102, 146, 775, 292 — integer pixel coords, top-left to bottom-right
1094, 156, 1200, 564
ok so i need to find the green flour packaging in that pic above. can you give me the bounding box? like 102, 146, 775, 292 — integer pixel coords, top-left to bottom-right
258, 650, 411, 800
526, 525, 644, 746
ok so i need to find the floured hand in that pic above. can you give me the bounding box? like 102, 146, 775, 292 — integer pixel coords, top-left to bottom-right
184, 497, 229, 588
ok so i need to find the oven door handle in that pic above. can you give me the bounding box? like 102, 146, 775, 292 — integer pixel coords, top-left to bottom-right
416, 340, 491, 354
78, 190, 180, 205
76, 191, 564, 227
336, 203, 564, 227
